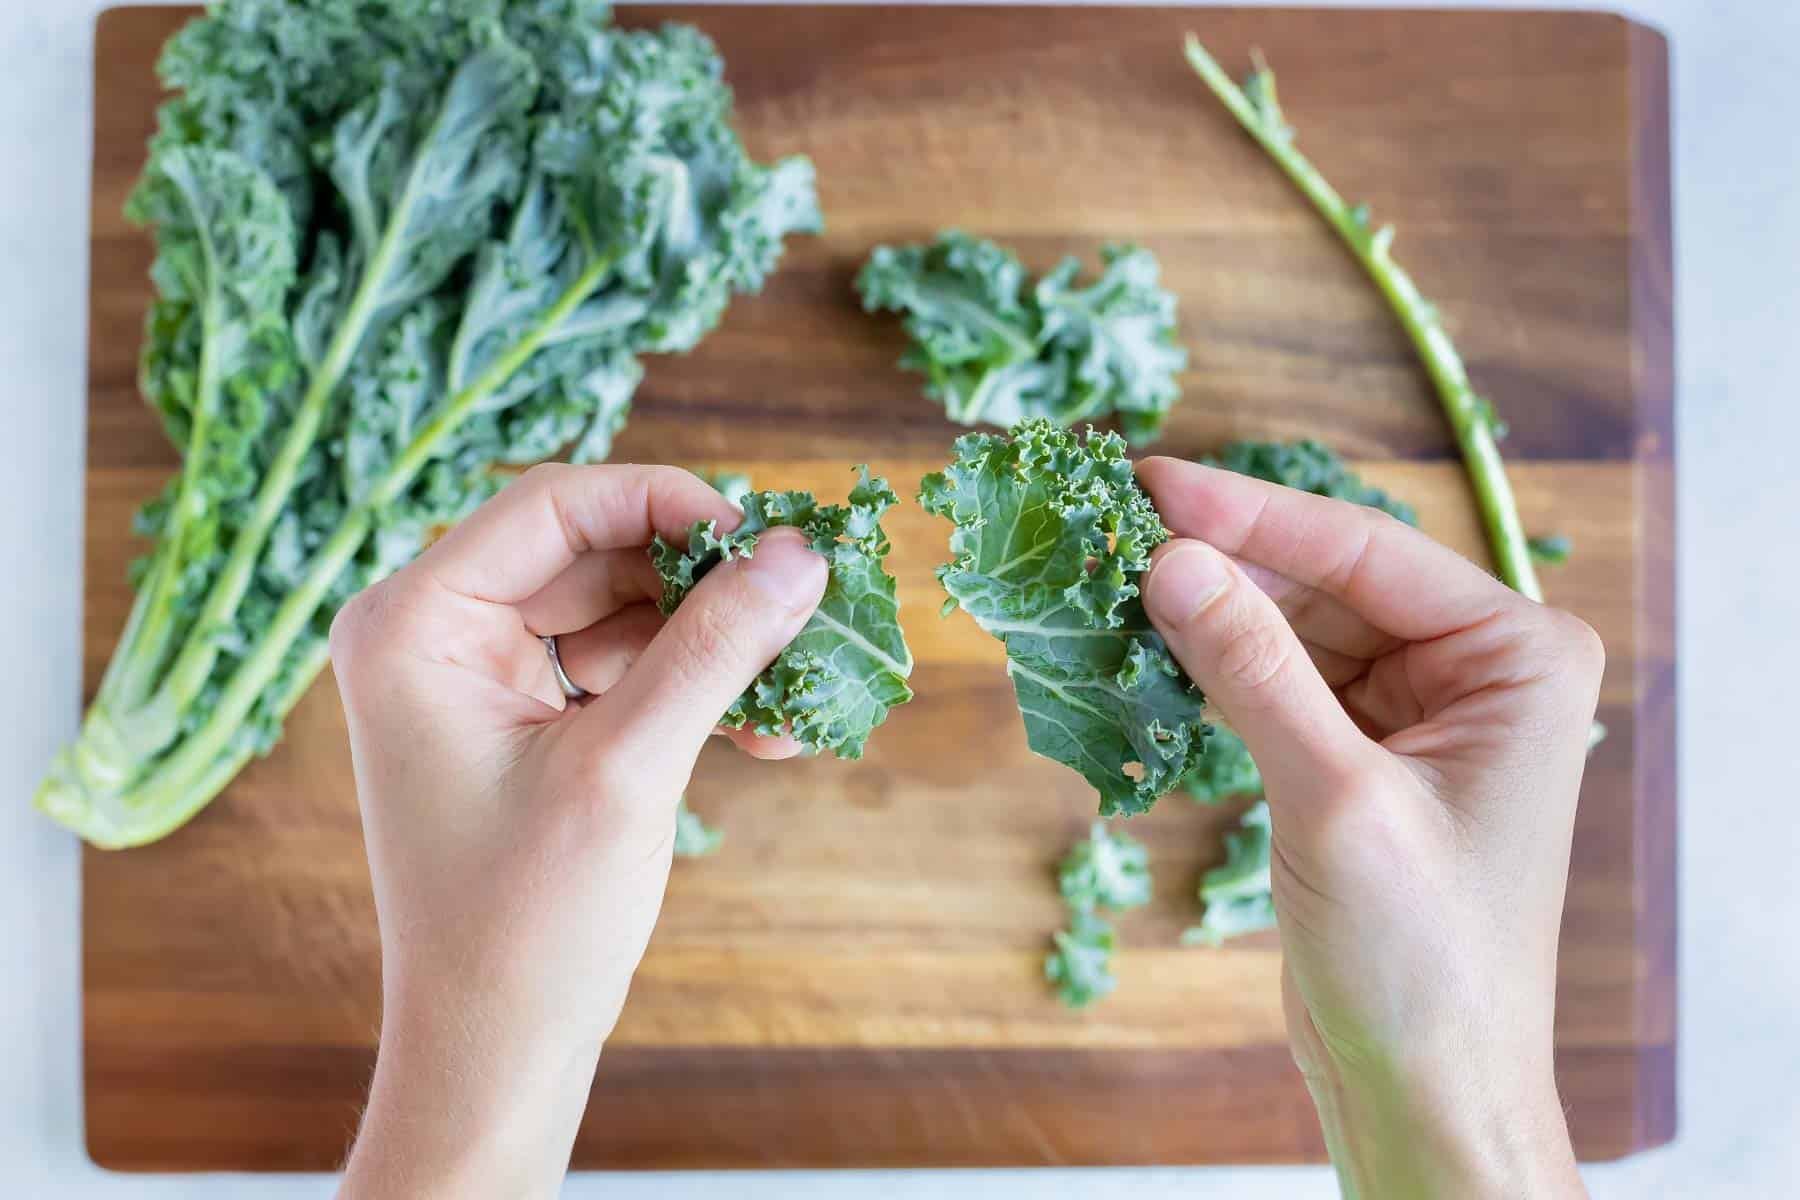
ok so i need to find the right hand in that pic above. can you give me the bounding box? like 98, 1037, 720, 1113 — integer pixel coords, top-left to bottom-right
1137, 456, 1600, 1199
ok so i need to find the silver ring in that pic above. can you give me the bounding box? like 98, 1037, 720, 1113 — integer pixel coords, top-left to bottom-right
541, 635, 589, 700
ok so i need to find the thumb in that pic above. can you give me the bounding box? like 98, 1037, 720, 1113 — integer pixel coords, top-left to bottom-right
588, 527, 827, 770
1142, 539, 1367, 794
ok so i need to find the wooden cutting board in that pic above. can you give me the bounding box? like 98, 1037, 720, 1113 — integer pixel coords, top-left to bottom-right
81, 5, 1674, 1170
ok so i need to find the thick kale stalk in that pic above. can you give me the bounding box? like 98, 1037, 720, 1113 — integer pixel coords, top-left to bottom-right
1182, 37, 1544, 603
40, 3, 819, 847
921, 420, 1209, 816
650, 470, 914, 759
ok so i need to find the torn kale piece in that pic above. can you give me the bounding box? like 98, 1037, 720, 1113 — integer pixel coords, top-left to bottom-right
1183, 801, 1277, 946
859, 232, 1187, 444
672, 796, 724, 858
921, 420, 1208, 816
1046, 908, 1120, 1009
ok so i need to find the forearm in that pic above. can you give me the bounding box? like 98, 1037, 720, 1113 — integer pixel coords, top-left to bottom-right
339, 990, 602, 1199
1306, 1060, 1587, 1200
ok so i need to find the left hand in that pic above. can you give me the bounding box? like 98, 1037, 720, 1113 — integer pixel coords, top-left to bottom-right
333, 463, 826, 1198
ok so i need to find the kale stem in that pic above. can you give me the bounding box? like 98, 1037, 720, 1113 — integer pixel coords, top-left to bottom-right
1183, 35, 1544, 603
42, 254, 617, 846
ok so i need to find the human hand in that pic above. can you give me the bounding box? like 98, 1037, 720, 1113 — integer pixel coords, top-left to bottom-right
1137, 457, 1600, 1200
332, 463, 826, 1199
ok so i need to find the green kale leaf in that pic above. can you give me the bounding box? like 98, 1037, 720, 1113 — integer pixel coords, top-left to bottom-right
1057, 820, 1153, 913
672, 796, 724, 857
858, 232, 1187, 444
1046, 908, 1120, 1009
650, 469, 914, 759
921, 420, 1209, 816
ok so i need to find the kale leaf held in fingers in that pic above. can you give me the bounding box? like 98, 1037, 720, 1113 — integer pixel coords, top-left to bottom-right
650, 469, 914, 760
920, 420, 1209, 816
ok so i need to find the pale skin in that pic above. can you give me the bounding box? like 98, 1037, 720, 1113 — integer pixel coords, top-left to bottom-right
334, 457, 1600, 1199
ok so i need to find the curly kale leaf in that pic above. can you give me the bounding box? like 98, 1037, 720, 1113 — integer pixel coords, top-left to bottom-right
1057, 820, 1153, 913
650, 469, 914, 759
1035, 245, 1187, 444
921, 420, 1208, 816
857, 231, 1042, 425
859, 232, 1187, 444
1182, 801, 1277, 946
1046, 909, 1119, 1009
672, 796, 724, 857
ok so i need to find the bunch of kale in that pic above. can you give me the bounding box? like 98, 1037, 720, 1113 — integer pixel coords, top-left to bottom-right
39, 0, 820, 847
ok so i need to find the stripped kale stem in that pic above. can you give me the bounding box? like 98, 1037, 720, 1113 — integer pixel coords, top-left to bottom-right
1183, 36, 1544, 603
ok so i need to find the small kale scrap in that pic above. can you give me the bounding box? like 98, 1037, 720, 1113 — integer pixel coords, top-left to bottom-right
651, 468, 914, 759
1183, 801, 1276, 946
672, 796, 724, 858
1047, 908, 1122, 1010
920, 420, 1209, 816
1058, 819, 1153, 911
1528, 534, 1573, 566
1047, 821, 1152, 1008
858, 232, 1187, 444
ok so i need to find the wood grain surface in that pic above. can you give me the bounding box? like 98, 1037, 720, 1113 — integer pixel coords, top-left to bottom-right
80, 5, 1676, 1169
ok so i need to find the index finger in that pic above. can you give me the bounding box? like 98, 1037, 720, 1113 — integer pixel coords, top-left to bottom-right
419, 463, 740, 607
1136, 456, 1514, 643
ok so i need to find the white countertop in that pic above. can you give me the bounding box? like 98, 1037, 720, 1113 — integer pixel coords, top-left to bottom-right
5, 0, 1796, 1194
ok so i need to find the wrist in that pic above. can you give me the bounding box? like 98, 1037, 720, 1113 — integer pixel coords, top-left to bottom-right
1306, 1054, 1585, 1200
340, 982, 603, 1198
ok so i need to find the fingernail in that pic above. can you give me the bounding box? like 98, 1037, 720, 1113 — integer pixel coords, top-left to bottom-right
1146, 541, 1231, 626
741, 527, 828, 612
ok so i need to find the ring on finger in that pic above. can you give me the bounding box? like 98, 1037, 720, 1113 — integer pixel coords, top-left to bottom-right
541, 634, 590, 701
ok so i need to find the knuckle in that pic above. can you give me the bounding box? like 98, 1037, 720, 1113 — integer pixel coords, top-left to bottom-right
328, 575, 430, 673
672, 593, 752, 678
556, 734, 637, 799
1535, 606, 1607, 682
1214, 610, 1293, 696
327, 582, 390, 667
